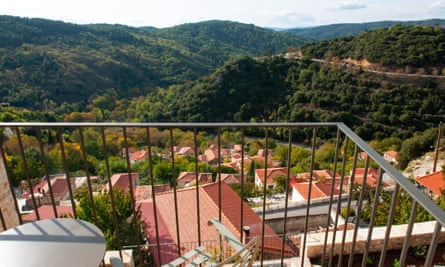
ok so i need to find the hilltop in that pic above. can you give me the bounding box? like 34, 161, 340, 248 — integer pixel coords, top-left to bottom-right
1, 17, 445, 143
285, 19, 445, 41
0, 16, 303, 108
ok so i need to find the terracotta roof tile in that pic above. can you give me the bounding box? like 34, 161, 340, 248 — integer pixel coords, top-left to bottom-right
351, 168, 386, 187
23, 205, 74, 222
293, 182, 327, 200
138, 182, 294, 266
255, 167, 288, 184
129, 150, 148, 162
109, 173, 138, 193
220, 173, 243, 184
416, 171, 445, 196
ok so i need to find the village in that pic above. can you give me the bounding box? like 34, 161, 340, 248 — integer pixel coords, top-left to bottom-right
14, 140, 444, 266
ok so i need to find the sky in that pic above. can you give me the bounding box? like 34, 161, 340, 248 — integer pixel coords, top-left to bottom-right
2, 0, 445, 29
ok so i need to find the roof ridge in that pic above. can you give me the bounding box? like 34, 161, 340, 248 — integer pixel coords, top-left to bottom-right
201, 183, 242, 237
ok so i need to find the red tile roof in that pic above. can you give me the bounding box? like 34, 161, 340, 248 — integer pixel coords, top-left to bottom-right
204, 146, 218, 162
416, 171, 445, 196
296, 170, 340, 181
384, 150, 398, 159
22, 205, 74, 222
351, 168, 386, 187
178, 146, 194, 155
138, 182, 294, 266
176, 172, 213, 186
220, 173, 243, 184
108, 173, 138, 193
134, 184, 170, 201
255, 167, 288, 184
293, 182, 327, 200
129, 150, 148, 162
23, 176, 75, 200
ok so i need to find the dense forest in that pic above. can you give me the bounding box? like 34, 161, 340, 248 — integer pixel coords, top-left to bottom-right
0, 16, 302, 109
1, 16, 445, 145
285, 19, 445, 41
301, 24, 445, 68
120, 56, 445, 142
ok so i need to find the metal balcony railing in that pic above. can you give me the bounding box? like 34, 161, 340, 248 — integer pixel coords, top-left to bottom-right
0, 122, 444, 267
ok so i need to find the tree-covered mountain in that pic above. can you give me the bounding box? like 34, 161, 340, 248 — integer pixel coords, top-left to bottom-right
0, 16, 303, 109
301, 24, 445, 68
285, 19, 445, 41
2, 17, 445, 143
122, 55, 445, 141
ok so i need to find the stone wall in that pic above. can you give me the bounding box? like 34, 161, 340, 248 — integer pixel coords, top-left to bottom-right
303, 221, 445, 258
0, 156, 19, 231
266, 214, 329, 234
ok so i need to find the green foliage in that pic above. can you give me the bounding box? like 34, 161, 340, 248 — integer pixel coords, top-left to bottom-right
75, 188, 143, 250
0, 16, 301, 110
409, 244, 429, 259
302, 24, 445, 67
285, 19, 445, 41
340, 207, 355, 218
97, 157, 128, 178
153, 160, 176, 186
397, 127, 438, 169
49, 142, 85, 173
272, 175, 288, 193
229, 182, 263, 201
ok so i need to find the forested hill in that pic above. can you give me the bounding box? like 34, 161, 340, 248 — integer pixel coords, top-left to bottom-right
123, 25, 445, 140
127, 55, 445, 141
0, 16, 303, 108
301, 24, 445, 68
285, 19, 445, 41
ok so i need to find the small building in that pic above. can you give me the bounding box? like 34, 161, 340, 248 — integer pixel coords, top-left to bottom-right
129, 150, 149, 164
291, 170, 348, 201
176, 172, 213, 188
350, 168, 392, 188
220, 173, 244, 184
383, 150, 398, 164
105, 173, 139, 193
415, 171, 445, 198
254, 167, 288, 190
177, 146, 194, 156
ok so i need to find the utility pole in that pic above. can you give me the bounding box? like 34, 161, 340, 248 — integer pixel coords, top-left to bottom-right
433, 121, 442, 172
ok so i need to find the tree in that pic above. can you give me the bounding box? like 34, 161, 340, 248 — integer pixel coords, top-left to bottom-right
247, 161, 256, 183
153, 160, 176, 185
272, 175, 287, 193
97, 157, 128, 178
75, 187, 143, 250
49, 142, 85, 173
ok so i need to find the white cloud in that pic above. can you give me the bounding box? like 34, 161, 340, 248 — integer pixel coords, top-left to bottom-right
426, 0, 445, 17
267, 12, 315, 28
428, 0, 445, 9
327, 0, 367, 10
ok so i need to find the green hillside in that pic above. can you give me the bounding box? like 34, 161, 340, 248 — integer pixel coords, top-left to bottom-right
285, 19, 445, 41
301, 24, 445, 68
1, 17, 445, 143
0, 16, 303, 109
124, 56, 445, 141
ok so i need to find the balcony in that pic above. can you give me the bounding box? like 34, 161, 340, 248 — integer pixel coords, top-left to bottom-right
0, 122, 445, 267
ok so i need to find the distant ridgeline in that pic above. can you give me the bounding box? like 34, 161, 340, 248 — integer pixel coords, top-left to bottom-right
0, 15, 303, 107
1, 16, 445, 141
284, 19, 445, 41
